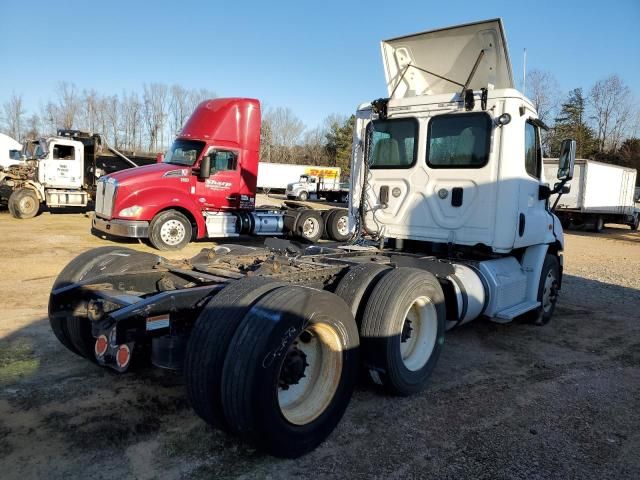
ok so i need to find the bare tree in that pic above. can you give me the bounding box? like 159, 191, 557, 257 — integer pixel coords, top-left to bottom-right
103, 95, 120, 147
120, 91, 142, 151
525, 70, 561, 124
2, 92, 25, 140
589, 74, 633, 152
79, 89, 101, 133
142, 83, 169, 151
169, 85, 190, 136
55, 81, 79, 129
24, 113, 41, 139
262, 107, 305, 163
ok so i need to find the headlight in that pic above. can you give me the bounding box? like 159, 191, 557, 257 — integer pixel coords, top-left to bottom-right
119, 205, 143, 217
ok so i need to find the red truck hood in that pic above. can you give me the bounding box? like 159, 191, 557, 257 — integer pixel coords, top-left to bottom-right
107, 162, 190, 184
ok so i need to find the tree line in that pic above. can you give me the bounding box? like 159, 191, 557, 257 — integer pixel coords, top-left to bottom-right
0, 82, 356, 175
526, 71, 640, 177
2, 73, 639, 179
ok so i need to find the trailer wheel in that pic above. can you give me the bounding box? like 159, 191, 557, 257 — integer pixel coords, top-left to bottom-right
8, 188, 39, 219
325, 209, 350, 242
294, 210, 324, 243
593, 216, 605, 233
221, 287, 359, 458
629, 214, 639, 231
184, 276, 286, 431
526, 254, 560, 326
360, 267, 445, 396
334, 263, 391, 325
48, 247, 161, 359
149, 210, 192, 250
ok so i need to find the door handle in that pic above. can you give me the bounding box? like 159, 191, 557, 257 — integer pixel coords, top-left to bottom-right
451, 187, 463, 207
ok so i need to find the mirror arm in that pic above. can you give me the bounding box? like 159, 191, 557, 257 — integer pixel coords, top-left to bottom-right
550, 178, 569, 212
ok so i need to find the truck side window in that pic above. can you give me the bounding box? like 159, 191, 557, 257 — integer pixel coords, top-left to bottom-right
366, 118, 418, 169
211, 151, 238, 172
53, 144, 75, 160
524, 121, 541, 178
426, 113, 491, 168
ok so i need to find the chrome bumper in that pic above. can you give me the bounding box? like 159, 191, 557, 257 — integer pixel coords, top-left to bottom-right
93, 216, 149, 238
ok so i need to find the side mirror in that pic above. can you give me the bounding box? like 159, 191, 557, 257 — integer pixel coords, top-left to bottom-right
557, 139, 576, 181
198, 155, 211, 180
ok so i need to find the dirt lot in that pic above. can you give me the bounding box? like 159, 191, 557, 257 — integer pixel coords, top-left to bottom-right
1, 202, 639, 480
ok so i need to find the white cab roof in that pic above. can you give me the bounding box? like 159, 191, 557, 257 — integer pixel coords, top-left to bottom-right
381, 18, 514, 99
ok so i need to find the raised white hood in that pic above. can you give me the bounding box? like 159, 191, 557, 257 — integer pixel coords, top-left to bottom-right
381, 19, 514, 99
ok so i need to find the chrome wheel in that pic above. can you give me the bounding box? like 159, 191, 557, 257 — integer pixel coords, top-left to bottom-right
399, 296, 439, 371
302, 217, 320, 239
160, 219, 186, 246
336, 214, 349, 236
278, 324, 343, 425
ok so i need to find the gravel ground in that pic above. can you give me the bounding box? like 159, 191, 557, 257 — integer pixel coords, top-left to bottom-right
0, 202, 638, 480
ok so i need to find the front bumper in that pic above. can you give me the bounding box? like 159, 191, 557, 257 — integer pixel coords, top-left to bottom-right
93, 216, 149, 238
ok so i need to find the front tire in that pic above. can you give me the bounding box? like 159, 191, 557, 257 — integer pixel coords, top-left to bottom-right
221, 287, 359, 458
149, 210, 192, 250
8, 188, 40, 219
527, 254, 560, 326
360, 267, 446, 396
297, 191, 309, 201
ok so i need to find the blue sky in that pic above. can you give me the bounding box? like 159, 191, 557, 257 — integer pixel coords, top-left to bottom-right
1, 0, 639, 129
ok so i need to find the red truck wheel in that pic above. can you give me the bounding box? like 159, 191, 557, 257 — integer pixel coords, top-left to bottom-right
149, 210, 192, 250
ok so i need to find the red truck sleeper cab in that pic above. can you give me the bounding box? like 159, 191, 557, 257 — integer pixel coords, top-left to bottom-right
92, 98, 261, 246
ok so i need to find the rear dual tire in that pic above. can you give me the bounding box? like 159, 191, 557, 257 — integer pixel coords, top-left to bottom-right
359, 268, 446, 396
221, 286, 359, 458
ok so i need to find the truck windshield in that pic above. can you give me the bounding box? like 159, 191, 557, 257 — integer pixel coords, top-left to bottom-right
164, 140, 206, 166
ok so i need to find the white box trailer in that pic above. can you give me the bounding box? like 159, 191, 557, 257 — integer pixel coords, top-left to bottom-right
257, 162, 341, 194
544, 159, 638, 231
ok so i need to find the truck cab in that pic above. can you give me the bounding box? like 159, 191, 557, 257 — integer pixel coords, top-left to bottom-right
350, 19, 574, 322
286, 174, 319, 200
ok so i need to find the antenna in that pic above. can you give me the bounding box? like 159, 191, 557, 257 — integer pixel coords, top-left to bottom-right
523, 48, 527, 93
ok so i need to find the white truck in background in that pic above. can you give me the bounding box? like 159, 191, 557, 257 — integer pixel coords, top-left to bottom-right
545, 159, 638, 231
0, 130, 156, 219
285, 173, 349, 202
0, 133, 23, 170
257, 162, 341, 195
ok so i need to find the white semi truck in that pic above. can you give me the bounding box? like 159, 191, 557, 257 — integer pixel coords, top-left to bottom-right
48, 19, 577, 458
544, 159, 638, 231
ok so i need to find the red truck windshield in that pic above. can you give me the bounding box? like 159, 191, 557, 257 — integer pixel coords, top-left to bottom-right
163, 139, 206, 166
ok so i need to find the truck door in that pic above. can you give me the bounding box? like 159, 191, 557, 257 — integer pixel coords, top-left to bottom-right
41, 141, 83, 189
513, 121, 549, 248
195, 149, 241, 209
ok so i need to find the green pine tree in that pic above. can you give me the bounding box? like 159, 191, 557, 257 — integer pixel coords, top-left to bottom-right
552, 88, 597, 158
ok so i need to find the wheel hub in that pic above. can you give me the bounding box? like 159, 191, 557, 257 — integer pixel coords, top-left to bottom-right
279, 346, 309, 390
401, 318, 413, 342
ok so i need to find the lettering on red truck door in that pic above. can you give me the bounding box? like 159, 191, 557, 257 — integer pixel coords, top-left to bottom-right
196, 149, 240, 209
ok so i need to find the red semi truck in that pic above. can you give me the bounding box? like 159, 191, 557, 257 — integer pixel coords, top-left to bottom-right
92, 98, 349, 249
